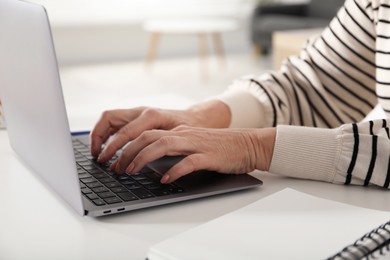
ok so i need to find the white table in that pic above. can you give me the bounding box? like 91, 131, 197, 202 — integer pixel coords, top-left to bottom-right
2, 124, 390, 260
143, 19, 238, 67
2, 83, 390, 259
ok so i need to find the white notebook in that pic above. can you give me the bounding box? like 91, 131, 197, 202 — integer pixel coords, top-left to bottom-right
147, 188, 390, 260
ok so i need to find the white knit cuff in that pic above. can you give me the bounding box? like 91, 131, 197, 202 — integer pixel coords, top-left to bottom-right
269, 125, 342, 183
216, 89, 266, 128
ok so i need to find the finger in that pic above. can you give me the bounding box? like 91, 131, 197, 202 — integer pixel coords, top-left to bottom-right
98, 111, 167, 162
125, 136, 190, 174
99, 127, 119, 152
90, 109, 135, 157
109, 159, 119, 172
114, 130, 173, 173
116, 130, 182, 173
161, 154, 207, 183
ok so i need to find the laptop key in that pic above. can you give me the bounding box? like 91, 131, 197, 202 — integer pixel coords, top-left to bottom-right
124, 184, 142, 190
91, 172, 108, 179
86, 193, 100, 200
91, 199, 106, 206
117, 174, 132, 181
83, 165, 98, 171
117, 192, 138, 201
110, 187, 128, 193
104, 170, 116, 176
86, 182, 103, 189
81, 187, 92, 194
91, 187, 109, 193
131, 175, 147, 181
138, 179, 154, 185
77, 168, 84, 173
80, 151, 92, 156
88, 168, 105, 174
80, 177, 96, 184
105, 182, 122, 188
98, 191, 116, 198
143, 171, 162, 181
76, 158, 89, 163
104, 197, 122, 204
77, 147, 90, 152
99, 177, 115, 184
143, 183, 164, 190
78, 173, 91, 179
131, 188, 154, 199
97, 162, 110, 169
119, 180, 136, 185
78, 161, 94, 167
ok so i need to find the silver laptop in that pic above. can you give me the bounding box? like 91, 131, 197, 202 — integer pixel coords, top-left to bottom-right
0, 0, 262, 217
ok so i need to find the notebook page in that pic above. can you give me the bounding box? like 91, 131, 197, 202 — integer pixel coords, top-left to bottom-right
147, 188, 390, 260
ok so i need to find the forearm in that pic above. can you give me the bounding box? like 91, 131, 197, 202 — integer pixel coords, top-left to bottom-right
186, 99, 231, 128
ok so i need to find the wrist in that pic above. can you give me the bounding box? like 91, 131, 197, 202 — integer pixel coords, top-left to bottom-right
249, 128, 276, 171
186, 99, 231, 128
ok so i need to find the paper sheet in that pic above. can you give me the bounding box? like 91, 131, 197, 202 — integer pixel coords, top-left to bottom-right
148, 188, 390, 260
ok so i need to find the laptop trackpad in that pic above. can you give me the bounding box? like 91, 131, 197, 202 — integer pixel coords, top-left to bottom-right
146, 156, 185, 175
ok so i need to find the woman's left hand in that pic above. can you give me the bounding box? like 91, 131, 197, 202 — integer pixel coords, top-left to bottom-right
110, 126, 276, 184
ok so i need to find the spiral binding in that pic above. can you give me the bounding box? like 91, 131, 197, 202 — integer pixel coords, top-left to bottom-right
327, 221, 390, 260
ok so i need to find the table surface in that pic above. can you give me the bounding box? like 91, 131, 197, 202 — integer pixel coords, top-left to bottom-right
2, 89, 390, 259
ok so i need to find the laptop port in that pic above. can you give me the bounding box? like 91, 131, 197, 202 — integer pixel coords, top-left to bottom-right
103, 210, 111, 214
117, 208, 125, 212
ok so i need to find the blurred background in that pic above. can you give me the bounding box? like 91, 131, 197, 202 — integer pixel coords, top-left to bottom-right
30, 0, 269, 64
23, 0, 343, 130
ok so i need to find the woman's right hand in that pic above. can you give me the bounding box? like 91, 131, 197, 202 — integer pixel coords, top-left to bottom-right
90, 99, 231, 163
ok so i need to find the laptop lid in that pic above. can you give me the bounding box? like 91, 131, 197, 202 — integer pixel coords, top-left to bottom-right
0, 0, 262, 217
0, 0, 84, 216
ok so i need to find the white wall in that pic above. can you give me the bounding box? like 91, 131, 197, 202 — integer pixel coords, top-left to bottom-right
28, 0, 255, 65
52, 22, 252, 65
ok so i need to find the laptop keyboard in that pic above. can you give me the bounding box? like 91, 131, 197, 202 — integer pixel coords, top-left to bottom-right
72, 139, 184, 206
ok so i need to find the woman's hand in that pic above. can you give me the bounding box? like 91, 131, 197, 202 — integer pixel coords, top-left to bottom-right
90, 100, 231, 162
110, 126, 276, 184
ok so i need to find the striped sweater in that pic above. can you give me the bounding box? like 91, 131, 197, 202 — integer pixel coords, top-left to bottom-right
218, 0, 390, 188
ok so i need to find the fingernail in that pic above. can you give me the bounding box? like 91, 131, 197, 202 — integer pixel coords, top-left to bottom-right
126, 162, 135, 174
109, 163, 116, 171
97, 151, 106, 162
161, 175, 170, 184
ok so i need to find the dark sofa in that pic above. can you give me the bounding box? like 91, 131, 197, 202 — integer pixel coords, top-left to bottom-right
251, 0, 345, 54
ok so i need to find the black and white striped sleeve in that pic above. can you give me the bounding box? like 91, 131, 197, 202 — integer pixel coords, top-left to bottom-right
218, 0, 377, 129
216, 0, 390, 188
269, 119, 390, 189
266, 0, 390, 189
